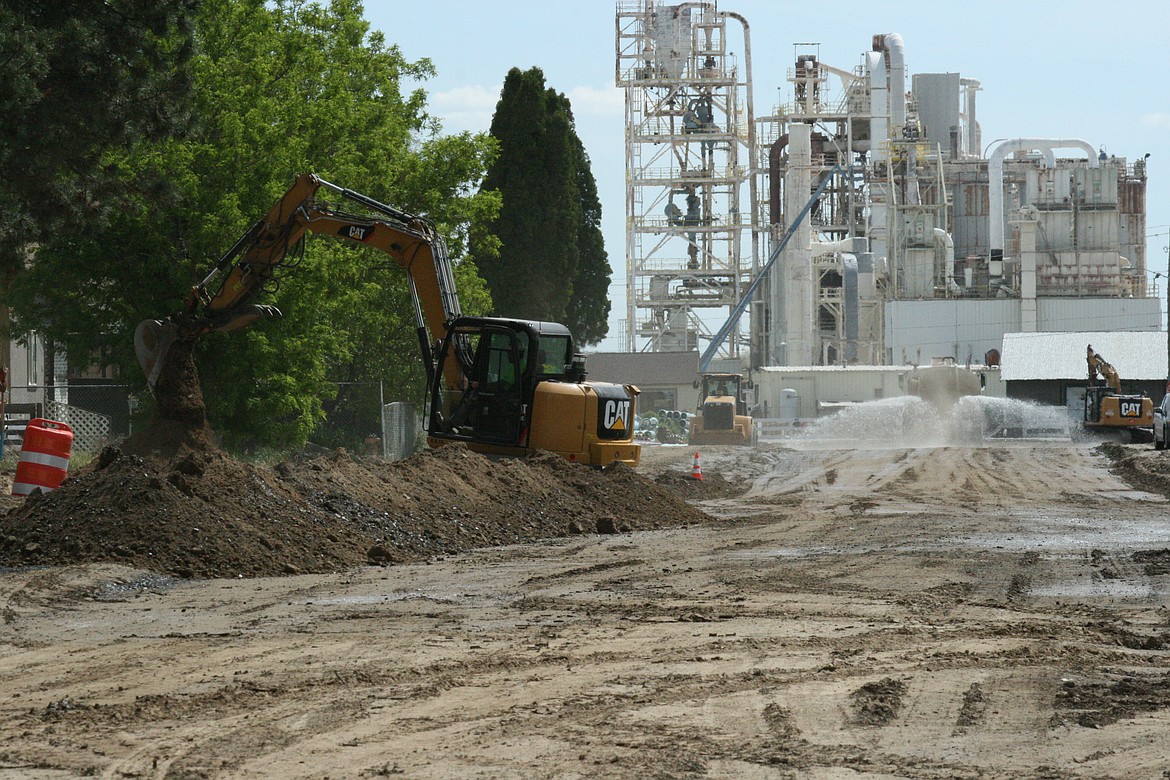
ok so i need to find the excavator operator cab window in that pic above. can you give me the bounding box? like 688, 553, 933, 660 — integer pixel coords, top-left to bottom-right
435, 328, 525, 444
482, 331, 524, 394
535, 334, 571, 378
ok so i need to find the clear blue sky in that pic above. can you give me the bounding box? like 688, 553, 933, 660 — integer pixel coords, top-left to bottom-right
365, 0, 1169, 350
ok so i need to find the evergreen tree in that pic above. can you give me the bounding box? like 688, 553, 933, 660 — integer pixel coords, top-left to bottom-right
565, 129, 612, 345
0, 0, 197, 279
476, 67, 611, 345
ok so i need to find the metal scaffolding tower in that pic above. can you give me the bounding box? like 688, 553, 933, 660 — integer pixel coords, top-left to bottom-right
615, 1, 756, 357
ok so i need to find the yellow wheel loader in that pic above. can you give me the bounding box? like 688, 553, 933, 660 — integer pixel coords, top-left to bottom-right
687, 372, 753, 446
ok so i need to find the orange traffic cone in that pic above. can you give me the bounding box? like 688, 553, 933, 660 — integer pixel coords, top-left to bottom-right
690, 452, 703, 481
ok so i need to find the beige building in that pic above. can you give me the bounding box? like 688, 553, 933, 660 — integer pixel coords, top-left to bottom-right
584, 351, 699, 414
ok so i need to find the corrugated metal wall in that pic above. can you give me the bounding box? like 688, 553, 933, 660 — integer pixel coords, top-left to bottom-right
1036, 298, 1160, 332
884, 300, 1018, 365
885, 298, 1161, 367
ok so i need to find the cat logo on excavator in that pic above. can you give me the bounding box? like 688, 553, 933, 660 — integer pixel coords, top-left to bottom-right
603, 399, 630, 432
1120, 400, 1144, 418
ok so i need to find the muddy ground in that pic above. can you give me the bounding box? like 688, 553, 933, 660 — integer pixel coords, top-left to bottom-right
3, 429, 1170, 778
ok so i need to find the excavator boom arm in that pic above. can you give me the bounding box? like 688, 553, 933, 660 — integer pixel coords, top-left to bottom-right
1086, 344, 1122, 393
136, 174, 462, 388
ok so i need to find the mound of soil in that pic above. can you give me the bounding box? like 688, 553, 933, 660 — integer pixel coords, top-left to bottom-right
653, 470, 746, 500
1097, 441, 1170, 498
0, 433, 711, 579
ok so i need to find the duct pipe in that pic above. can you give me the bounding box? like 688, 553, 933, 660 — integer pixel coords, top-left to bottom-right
783, 123, 814, 365
843, 255, 858, 364
813, 236, 868, 259
932, 228, 960, 294
769, 134, 826, 224
1015, 206, 1040, 332
987, 138, 1098, 254
960, 78, 981, 157
908, 143, 920, 205
865, 50, 890, 268
875, 34, 906, 130
857, 252, 875, 293
768, 136, 787, 224
720, 10, 757, 363
865, 51, 888, 163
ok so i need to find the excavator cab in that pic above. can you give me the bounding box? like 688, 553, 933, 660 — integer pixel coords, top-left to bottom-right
430, 318, 561, 447
461, 325, 527, 443
428, 316, 641, 465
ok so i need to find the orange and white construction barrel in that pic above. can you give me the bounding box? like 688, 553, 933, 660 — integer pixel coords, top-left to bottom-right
12, 418, 73, 496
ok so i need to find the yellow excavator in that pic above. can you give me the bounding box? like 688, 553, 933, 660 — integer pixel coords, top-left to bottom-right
688, 372, 753, 446
1084, 344, 1152, 440
135, 173, 641, 466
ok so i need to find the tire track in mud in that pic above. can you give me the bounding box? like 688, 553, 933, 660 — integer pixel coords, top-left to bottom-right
7, 441, 1170, 777
9, 574, 1170, 779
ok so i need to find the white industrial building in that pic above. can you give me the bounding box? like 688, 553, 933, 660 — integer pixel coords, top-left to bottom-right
615, 2, 1157, 387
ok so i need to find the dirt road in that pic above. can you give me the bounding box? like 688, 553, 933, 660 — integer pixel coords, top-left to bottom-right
4, 438, 1170, 779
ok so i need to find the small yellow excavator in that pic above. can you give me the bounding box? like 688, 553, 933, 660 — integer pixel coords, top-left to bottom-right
135, 173, 641, 466
1084, 344, 1153, 440
687, 372, 753, 446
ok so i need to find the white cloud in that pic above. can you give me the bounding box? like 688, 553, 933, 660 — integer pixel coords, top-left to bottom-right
429, 85, 498, 134
1140, 112, 1170, 129
428, 83, 623, 134
566, 85, 624, 118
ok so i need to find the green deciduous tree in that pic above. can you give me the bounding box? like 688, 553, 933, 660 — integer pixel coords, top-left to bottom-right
474, 67, 611, 346
2, 0, 497, 450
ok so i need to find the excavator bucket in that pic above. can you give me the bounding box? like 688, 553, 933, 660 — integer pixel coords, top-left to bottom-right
134, 305, 281, 388
134, 319, 178, 388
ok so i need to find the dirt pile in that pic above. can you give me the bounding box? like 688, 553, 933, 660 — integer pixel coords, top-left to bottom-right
653, 469, 745, 500
0, 434, 712, 579
1097, 441, 1170, 497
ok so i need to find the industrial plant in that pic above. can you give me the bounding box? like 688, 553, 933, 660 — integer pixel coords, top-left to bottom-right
613, 1, 1155, 377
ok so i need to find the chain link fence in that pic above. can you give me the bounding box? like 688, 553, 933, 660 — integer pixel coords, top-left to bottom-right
2, 382, 422, 461
310, 381, 395, 457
